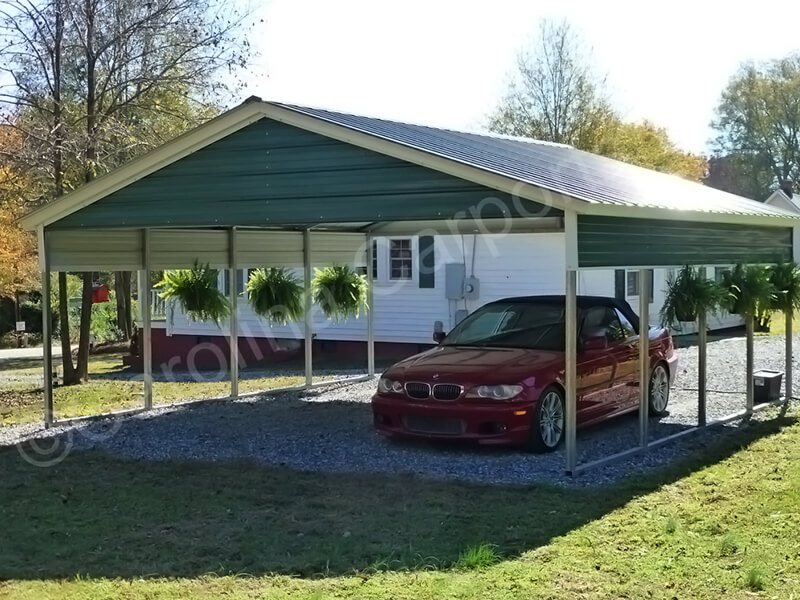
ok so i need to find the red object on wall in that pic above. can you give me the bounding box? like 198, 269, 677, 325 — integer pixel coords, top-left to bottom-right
91, 283, 109, 304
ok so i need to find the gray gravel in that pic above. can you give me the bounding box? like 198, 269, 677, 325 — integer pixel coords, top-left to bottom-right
3, 334, 797, 487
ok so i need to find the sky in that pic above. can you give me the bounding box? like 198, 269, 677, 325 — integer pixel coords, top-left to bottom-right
243, 0, 800, 154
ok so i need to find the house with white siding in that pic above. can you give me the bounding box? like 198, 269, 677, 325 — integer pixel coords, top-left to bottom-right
151, 230, 742, 370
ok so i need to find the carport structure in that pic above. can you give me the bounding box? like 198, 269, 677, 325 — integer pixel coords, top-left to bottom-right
21, 97, 799, 474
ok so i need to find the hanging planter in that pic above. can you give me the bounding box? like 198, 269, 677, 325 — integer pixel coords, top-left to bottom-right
660, 265, 721, 328
246, 267, 304, 325
768, 261, 800, 314
312, 264, 369, 322
719, 264, 775, 318
156, 261, 230, 325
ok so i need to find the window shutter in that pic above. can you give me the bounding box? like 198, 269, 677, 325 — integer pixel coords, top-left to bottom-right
236, 269, 245, 294
614, 270, 625, 299
418, 236, 435, 288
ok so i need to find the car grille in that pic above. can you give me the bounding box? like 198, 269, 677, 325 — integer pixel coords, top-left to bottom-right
432, 384, 462, 401
404, 382, 431, 399
403, 416, 465, 435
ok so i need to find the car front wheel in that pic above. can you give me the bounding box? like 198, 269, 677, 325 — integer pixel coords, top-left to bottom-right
649, 363, 670, 416
528, 386, 565, 452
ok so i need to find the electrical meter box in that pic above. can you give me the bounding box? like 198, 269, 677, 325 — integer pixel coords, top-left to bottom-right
463, 276, 480, 300
445, 263, 466, 299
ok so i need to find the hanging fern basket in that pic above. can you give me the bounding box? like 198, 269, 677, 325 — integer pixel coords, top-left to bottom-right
246, 267, 305, 325
719, 264, 775, 318
311, 264, 369, 322
660, 265, 721, 328
155, 262, 230, 325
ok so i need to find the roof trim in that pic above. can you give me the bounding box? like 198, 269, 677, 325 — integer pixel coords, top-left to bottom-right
21, 100, 799, 231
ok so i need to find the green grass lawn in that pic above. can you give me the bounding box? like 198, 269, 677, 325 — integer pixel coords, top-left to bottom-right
0, 353, 332, 426
0, 413, 798, 599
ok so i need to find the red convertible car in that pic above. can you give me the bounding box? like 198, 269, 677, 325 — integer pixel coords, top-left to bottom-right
371, 295, 677, 452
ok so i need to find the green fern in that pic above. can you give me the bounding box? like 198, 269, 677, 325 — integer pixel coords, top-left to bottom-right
246, 267, 304, 325
155, 262, 230, 325
769, 261, 800, 313
720, 264, 775, 318
311, 265, 369, 322
660, 265, 721, 329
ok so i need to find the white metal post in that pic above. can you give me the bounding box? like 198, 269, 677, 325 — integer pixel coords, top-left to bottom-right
39, 227, 53, 427
698, 267, 707, 427
366, 233, 375, 377
698, 311, 708, 426
638, 269, 650, 447
303, 229, 313, 387
141, 229, 152, 409
565, 269, 578, 473
229, 227, 239, 399
564, 210, 579, 474
786, 311, 793, 408
746, 315, 754, 413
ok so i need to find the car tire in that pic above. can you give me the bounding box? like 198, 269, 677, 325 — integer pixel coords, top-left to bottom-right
527, 386, 565, 453
649, 363, 670, 416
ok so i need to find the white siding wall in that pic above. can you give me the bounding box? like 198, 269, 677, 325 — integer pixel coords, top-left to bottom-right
167, 232, 742, 342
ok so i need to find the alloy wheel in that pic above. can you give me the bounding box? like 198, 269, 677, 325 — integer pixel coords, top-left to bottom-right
649, 365, 670, 414
539, 390, 564, 448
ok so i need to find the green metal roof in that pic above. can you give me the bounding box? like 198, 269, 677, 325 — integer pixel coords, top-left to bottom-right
21, 98, 799, 232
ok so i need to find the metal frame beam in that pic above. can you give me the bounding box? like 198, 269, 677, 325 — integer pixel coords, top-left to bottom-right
638, 269, 651, 447
39, 226, 54, 427
303, 229, 313, 386
141, 228, 152, 409
366, 233, 375, 377
564, 210, 579, 474
229, 227, 239, 398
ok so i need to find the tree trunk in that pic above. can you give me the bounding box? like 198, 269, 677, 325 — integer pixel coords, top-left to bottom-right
75, 273, 93, 381
114, 271, 132, 339
73, 0, 96, 383
58, 272, 77, 384
52, 0, 78, 385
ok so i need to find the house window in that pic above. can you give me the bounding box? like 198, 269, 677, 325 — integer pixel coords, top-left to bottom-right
389, 238, 412, 280
626, 270, 654, 302
714, 267, 730, 283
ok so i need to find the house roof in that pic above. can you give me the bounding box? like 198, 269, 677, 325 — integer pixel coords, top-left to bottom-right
21, 98, 799, 231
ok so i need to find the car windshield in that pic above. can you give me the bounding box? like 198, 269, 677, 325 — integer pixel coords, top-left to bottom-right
442, 302, 566, 350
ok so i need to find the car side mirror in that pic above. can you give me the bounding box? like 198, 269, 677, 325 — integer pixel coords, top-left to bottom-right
581, 335, 608, 352
433, 320, 446, 344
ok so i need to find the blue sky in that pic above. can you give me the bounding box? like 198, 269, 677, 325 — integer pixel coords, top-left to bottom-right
243, 0, 800, 154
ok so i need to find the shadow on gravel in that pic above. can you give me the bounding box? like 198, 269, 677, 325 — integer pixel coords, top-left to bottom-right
0, 410, 794, 580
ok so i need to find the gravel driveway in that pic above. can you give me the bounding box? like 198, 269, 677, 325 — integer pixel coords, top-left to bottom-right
3, 334, 797, 486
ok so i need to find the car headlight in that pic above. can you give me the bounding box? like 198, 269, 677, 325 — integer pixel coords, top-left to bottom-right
378, 378, 404, 394
465, 384, 524, 400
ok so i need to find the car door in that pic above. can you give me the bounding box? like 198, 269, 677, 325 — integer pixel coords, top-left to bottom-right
576, 306, 621, 423
609, 307, 640, 411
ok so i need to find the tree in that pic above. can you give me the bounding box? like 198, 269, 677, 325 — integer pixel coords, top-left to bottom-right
583, 118, 707, 182
0, 128, 40, 341
489, 20, 613, 146
489, 19, 707, 182
0, 0, 248, 383
712, 54, 800, 200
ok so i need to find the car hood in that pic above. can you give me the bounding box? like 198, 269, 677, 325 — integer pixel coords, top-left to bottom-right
384, 345, 563, 386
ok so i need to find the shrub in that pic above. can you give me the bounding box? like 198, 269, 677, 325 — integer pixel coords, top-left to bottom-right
311, 265, 368, 322
246, 267, 304, 325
